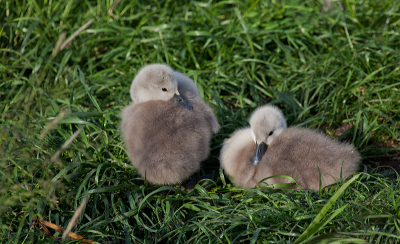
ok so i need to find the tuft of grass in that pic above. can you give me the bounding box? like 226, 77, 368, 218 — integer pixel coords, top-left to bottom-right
1, 0, 400, 243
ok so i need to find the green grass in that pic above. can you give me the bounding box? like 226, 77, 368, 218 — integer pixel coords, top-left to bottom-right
1, 0, 400, 243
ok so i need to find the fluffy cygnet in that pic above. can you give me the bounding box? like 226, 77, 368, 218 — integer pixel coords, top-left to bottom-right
121, 64, 219, 185
220, 105, 360, 191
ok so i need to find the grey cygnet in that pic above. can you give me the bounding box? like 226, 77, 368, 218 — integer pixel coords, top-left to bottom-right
220, 105, 360, 191
121, 64, 219, 185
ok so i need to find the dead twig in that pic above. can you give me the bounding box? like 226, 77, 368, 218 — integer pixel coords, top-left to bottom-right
32, 218, 95, 243
61, 19, 95, 50
62, 196, 89, 240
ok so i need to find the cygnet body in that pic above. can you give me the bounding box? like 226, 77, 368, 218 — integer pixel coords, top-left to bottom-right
121, 64, 219, 185
220, 105, 360, 190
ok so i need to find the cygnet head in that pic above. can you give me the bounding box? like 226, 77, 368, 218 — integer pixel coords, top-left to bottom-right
249, 105, 287, 165
130, 64, 192, 110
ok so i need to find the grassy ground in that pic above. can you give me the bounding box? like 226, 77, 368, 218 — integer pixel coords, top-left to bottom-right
1, 0, 400, 243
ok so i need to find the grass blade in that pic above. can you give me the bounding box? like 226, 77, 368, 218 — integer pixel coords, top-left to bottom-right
295, 173, 361, 243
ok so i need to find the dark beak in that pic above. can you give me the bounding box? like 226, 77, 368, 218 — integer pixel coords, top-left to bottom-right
170, 94, 192, 110
251, 142, 268, 165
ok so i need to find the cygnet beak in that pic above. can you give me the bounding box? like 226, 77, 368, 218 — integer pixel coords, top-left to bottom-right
251, 142, 268, 165
170, 93, 192, 110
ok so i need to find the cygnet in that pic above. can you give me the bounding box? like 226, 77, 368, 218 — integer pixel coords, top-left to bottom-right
121, 64, 219, 185
220, 105, 360, 190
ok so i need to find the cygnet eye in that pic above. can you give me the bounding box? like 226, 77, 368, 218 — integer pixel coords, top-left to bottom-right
162, 88, 167, 92
269, 131, 273, 136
